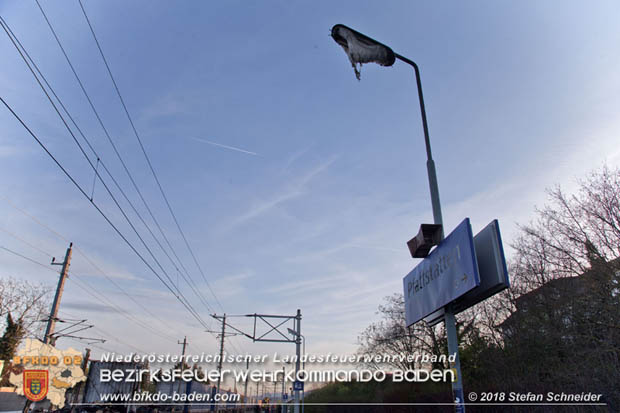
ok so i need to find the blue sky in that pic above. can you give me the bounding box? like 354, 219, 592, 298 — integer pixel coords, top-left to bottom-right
1, 0, 620, 368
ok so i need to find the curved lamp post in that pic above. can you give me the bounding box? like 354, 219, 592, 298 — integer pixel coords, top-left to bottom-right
330, 24, 465, 413
331, 24, 443, 229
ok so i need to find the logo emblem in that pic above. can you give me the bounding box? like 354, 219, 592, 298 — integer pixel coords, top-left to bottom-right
23, 370, 48, 402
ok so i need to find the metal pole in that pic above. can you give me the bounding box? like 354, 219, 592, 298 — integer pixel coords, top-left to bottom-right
281, 366, 285, 413
216, 314, 226, 412
394, 54, 464, 413
244, 360, 249, 406
294, 309, 301, 413
177, 336, 188, 394
394, 54, 444, 231
301, 336, 305, 413
445, 309, 465, 410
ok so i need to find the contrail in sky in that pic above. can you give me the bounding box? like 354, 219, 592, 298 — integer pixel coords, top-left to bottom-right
191, 137, 260, 156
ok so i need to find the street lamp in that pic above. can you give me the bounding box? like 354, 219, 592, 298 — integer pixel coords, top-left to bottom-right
331, 24, 465, 412
331, 24, 443, 229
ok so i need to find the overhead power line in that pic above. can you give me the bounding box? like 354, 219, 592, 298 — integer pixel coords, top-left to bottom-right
0, 246, 54, 272
28, 2, 217, 318
0, 244, 178, 344
0, 94, 208, 330
68, 275, 178, 343
3, 6, 249, 355
0, 226, 53, 258
74, 1, 250, 355
76, 1, 251, 355
77, 0, 225, 313
0, 17, 210, 329
0, 195, 185, 338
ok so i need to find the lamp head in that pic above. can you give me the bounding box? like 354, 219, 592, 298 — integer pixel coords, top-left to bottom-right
331, 24, 395, 79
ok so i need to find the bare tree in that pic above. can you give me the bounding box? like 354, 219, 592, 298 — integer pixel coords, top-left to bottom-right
512, 165, 620, 289
357, 293, 478, 372
494, 165, 620, 408
0, 277, 51, 339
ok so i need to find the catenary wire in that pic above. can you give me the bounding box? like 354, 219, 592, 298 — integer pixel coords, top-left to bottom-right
2, 9, 249, 355
0, 18, 209, 329
21, 6, 217, 320
0, 195, 186, 337
77, 2, 253, 356
0, 226, 54, 258
32, 1, 218, 316
77, 0, 225, 313
0, 14, 214, 319
42, 2, 249, 356
0, 244, 180, 344
0, 94, 208, 330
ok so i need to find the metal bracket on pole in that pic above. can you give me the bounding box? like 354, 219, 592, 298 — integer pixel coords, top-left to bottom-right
407, 223, 443, 258
42, 317, 105, 345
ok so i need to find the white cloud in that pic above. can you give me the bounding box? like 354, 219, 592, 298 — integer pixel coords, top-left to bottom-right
227, 156, 337, 228
210, 270, 253, 299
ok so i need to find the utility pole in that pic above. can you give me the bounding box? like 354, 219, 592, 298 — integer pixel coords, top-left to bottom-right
208, 314, 235, 412
177, 336, 188, 393
294, 309, 301, 413
243, 360, 249, 405
179, 336, 188, 356
23, 243, 72, 413
216, 314, 226, 412
281, 366, 286, 413
217, 315, 225, 393
45, 242, 73, 345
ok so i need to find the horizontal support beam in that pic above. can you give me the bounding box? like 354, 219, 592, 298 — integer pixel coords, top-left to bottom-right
253, 338, 297, 343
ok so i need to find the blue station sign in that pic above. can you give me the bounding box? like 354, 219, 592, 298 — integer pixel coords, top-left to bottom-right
403, 218, 480, 327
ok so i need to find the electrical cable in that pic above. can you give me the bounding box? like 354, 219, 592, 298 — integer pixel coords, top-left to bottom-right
0, 244, 181, 344
0, 195, 185, 336
33, 1, 218, 316
77, 0, 225, 313
0, 16, 210, 329
0, 94, 208, 330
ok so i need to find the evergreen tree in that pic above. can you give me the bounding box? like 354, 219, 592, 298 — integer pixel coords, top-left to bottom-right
0, 312, 24, 362
0, 313, 24, 386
